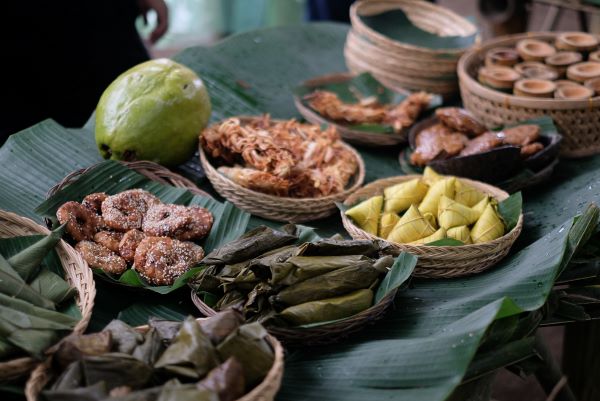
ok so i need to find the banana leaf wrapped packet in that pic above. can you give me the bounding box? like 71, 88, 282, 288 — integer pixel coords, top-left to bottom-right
42, 311, 275, 401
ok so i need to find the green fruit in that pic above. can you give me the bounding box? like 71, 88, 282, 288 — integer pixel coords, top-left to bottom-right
95, 58, 211, 167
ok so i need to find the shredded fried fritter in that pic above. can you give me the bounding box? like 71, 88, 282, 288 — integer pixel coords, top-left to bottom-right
305, 90, 433, 133
202, 116, 358, 198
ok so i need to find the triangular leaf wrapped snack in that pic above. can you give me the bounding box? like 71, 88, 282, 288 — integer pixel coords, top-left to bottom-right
379, 213, 399, 239
471, 197, 490, 219
423, 166, 443, 185
196, 357, 245, 401
345, 196, 382, 235
447, 225, 472, 244
387, 205, 436, 243
471, 204, 506, 243
409, 228, 447, 245
454, 180, 487, 207
280, 288, 374, 326
438, 196, 480, 229
383, 179, 428, 213
423, 212, 438, 229
419, 177, 456, 215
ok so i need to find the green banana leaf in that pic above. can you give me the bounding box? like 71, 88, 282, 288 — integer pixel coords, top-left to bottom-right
293, 72, 443, 134
1, 23, 600, 401
35, 160, 250, 294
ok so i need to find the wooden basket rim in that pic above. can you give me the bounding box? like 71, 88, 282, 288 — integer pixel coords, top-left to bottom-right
199, 116, 366, 203
458, 31, 600, 108
350, 0, 479, 55
341, 175, 524, 251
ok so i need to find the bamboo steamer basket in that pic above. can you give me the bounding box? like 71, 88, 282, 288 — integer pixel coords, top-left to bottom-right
458, 32, 600, 158
200, 117, 366, 223
26, 317, 284, 401
341, 176, 523, 278
0, 211, 95, 381
345, 0, 479, 98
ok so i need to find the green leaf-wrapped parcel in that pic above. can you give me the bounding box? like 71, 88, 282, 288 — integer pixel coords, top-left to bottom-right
0, 253, 55, 310
7, 224, 65, 281
196, 357, 245, 401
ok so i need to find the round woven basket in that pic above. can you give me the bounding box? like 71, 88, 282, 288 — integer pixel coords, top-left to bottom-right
191, 290, 397, 346
458, 32, 600, 158
199, 117, 366, 223
293, 72, 409, 147
25, 317, 284, 401
341, 176, 523, 278
0, 210, 95, 382
345, 0, 479, 97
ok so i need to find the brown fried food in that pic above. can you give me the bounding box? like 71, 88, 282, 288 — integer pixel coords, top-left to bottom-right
133, 237, 205, 285
75, 241, 127, 274
435, 107, 487, 137
501, 124, 541, 146
101, 189, 161, 232
119, 230, 146, 263
82, 193, 108, 214
57, 201, 99, 241
384, 92, 433, 133
459, 132, 504, 157
521, 142, 545, 157
93, 231, 123, 253
305, 90, 387, 124
142, 204, 213, 241
201, 116, 359, 198
410, 124, 469, 166
218, 167, 290, 196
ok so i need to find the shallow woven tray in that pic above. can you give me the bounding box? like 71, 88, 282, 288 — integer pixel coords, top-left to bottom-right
191, 289, 397, 347
25, 317, 284, 401
458, 32, 600, 158
345, 0, 478, 97
199, 117, 366, 223
341, 175, 523, 278
0, 210, 95, 382
293, 72, 409, 147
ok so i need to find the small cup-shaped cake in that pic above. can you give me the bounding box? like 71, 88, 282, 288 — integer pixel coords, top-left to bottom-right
554, 79, 581, 91
589, 50, 600, 63
584, 77, 600, 96
545, 51, 583, 77
516, 39, 556, 62
554, 84, 594, 100
556, 32, 599, 52
485, 47, 520, 67
478, 66, 521, 91
514, 62, 558, 80
567, 61, 600, 83
514, 79, 556, 98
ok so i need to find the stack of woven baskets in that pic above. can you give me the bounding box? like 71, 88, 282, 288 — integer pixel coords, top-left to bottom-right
344, 0, 478, 98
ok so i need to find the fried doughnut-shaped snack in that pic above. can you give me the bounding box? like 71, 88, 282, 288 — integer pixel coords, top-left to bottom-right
93, 231, 124, 253
101, 189, 161, 232
119, 229, 147, 263
133, 237, 204, 285
57, 201, 99, 241
82, 192, 108, 214
142, 204, 213, 241
76, 241, 127, 274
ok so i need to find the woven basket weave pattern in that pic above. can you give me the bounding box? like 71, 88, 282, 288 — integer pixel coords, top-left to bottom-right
341, 176, 523, 278
191, 290, 397, 346
458, 32, 600, 158
199, 117, 366, 223
0, 211, 95, 381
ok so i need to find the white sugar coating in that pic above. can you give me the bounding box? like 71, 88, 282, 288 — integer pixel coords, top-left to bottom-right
101, 189, 161, 231
56, 201, 98, 241
76, 240, 127, 274
142, 204, 213, 240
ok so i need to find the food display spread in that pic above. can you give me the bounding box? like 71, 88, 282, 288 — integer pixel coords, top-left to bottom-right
40, 311, 277, 401
57, 189, 213, 285
201, 116, 359, 198
345, 168, 507, 245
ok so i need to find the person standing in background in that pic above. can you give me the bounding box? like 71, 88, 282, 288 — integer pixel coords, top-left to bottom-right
1, 0, 168, 144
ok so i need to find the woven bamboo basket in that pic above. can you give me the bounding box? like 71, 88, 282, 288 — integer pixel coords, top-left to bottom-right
341, 176, 523, 278
293, 72, 410, 146
345, 0, 479, 97
191, 289, 397, 346
458, 32, 600, 158
0, 210, 95, 382
199, 117, 366, 223
25, 317, 284, 401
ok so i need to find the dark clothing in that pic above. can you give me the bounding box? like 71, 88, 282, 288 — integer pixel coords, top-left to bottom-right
2, 1, 150, 143
307, 0, 356, 23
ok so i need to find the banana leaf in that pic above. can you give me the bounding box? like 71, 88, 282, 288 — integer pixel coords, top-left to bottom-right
0, 292, 78, 327
54, 331, 112, 369
196, 357, 245, 401
198, 310, 244, 345
103, 320, 143, 354
132, 328, 164, 366
0, 253, 55, 310
293, 72, 442, 134
0, 234, 76, 304
81, 353, 153, 390
35, 160, 250, 293
43, 381, 108, 401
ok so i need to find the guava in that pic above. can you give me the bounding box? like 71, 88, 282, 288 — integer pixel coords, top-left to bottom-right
95, 58, 211, 167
